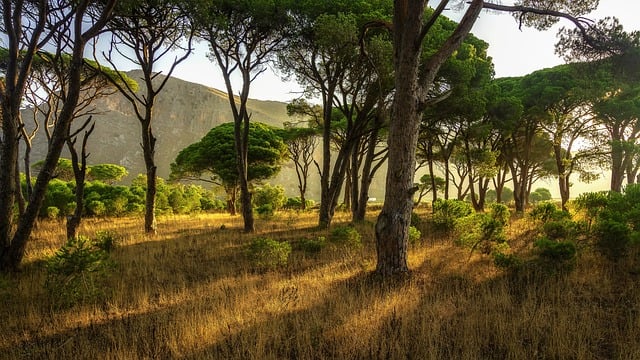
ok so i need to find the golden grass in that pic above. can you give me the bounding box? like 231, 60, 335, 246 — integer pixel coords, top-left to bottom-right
1, 210, 639, 359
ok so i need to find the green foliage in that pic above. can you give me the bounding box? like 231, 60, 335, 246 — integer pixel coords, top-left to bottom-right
93, 230, 119, 253
41, 179, 75, 217
529, 201, 567, 223
247, 237, 292, 270
408, 226, 422, 245
329, 225, 362, 248
456, 203, 510, 255
493, 252, 522, 270
530, 187, 553, 204
533, 237, 577, 272
594, 219, 630, 262
574, 185, 640, 261
256, 204, 275, 219
297, 236, 327, 254
46, 206, 60, 220
44, 235, 115, 308
410, 211, 422, 227
253, 184, 286, 211
432, 199, 474, 232
171, 122, 288, 188
88, 163, 128, 184
87, 200, 106, 216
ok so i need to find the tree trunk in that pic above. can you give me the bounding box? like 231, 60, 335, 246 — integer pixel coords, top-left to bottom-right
142, 117, 158, 234
0, 98, 21, 269
375, 0, 425, 276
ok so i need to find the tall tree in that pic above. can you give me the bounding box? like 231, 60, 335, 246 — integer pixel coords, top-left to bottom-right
375, 0, 604, 276
279, 1, 393, 227
190, 0, 291, 232
521, 64, 606, 210
0, 0, 117, 272
170, 122, 287, 215
102, 0, 193, 234
282, 103, 321, 210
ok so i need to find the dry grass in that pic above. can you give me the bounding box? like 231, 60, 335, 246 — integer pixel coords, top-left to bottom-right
1, 210, 639, 359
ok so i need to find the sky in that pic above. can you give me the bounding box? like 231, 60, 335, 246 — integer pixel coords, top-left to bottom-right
158, 0, 640, 103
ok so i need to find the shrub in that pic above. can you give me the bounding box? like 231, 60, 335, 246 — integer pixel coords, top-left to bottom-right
408, 226, 421, 245
530, 187, 552, 204
256, 203, 275, 219
298, 236, 327, 254
455, 206, 509, 255
46, 206, 60, 220
594, 218, 630, 262
410, 211, 422, 227
87, 200, 106, 216
329, 225, 362, 248
529, 202, 567, 223
247, 237, 292, 270
432, 199, 473, 232
533, 237, 577, 272
285, 197, 303, 209
489, 203, 510, 227
253, 184, 286, 212
493, 252, 522, 270
93, 230, 119, 253
44, 236, 114, 308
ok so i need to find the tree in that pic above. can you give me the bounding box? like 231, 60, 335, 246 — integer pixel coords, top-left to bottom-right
170, 122, 287, 215
101, 0, 194, 234
374, 0, 604, 276
281, 109, 319, 211
278, 1, 393, 227
520, 64, 607, 210
88, 163, 129, 184
188, 0, 292, 232
0, 0, 117, 272
414, 174, 445, 207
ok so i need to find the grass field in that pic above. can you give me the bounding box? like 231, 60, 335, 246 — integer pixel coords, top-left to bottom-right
1, 210, 639, 359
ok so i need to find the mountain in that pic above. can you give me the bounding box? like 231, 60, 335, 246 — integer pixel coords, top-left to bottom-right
25, 71, 317, 199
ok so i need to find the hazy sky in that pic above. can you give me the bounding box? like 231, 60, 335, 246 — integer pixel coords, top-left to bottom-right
162, 0, 639, 103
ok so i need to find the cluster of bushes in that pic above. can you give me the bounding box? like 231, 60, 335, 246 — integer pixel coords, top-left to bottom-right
44, 231, 119, 308
36, 175, 226, 219
574, 184, 640, 262
253, 183, 315, 217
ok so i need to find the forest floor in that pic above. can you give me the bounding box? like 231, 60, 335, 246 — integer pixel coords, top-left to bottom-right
0, 209, 639, 359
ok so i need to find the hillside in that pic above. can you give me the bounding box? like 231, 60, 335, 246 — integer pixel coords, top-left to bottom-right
28, 70, 344, 199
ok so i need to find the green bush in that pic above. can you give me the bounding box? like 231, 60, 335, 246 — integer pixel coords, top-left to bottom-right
247, 237, 292, 270
256, 203, 275, 219
432, 199, 473, 232
533, 237, 577, 271
298, 236, 327, 254
529, 202, 567, 223
87, 200, 106, 216
594, 218, 630, 262
408, 226, 421, 245
493, 252, 522, 270
253, 184, 286, 212
92, 230, 119, 253
455, 206, 509, 255
329, 225, 362, 248
410, 211, 422, 227
46, 206, 60, 220
44, 236, 114, 308
489, 203, 510, 227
